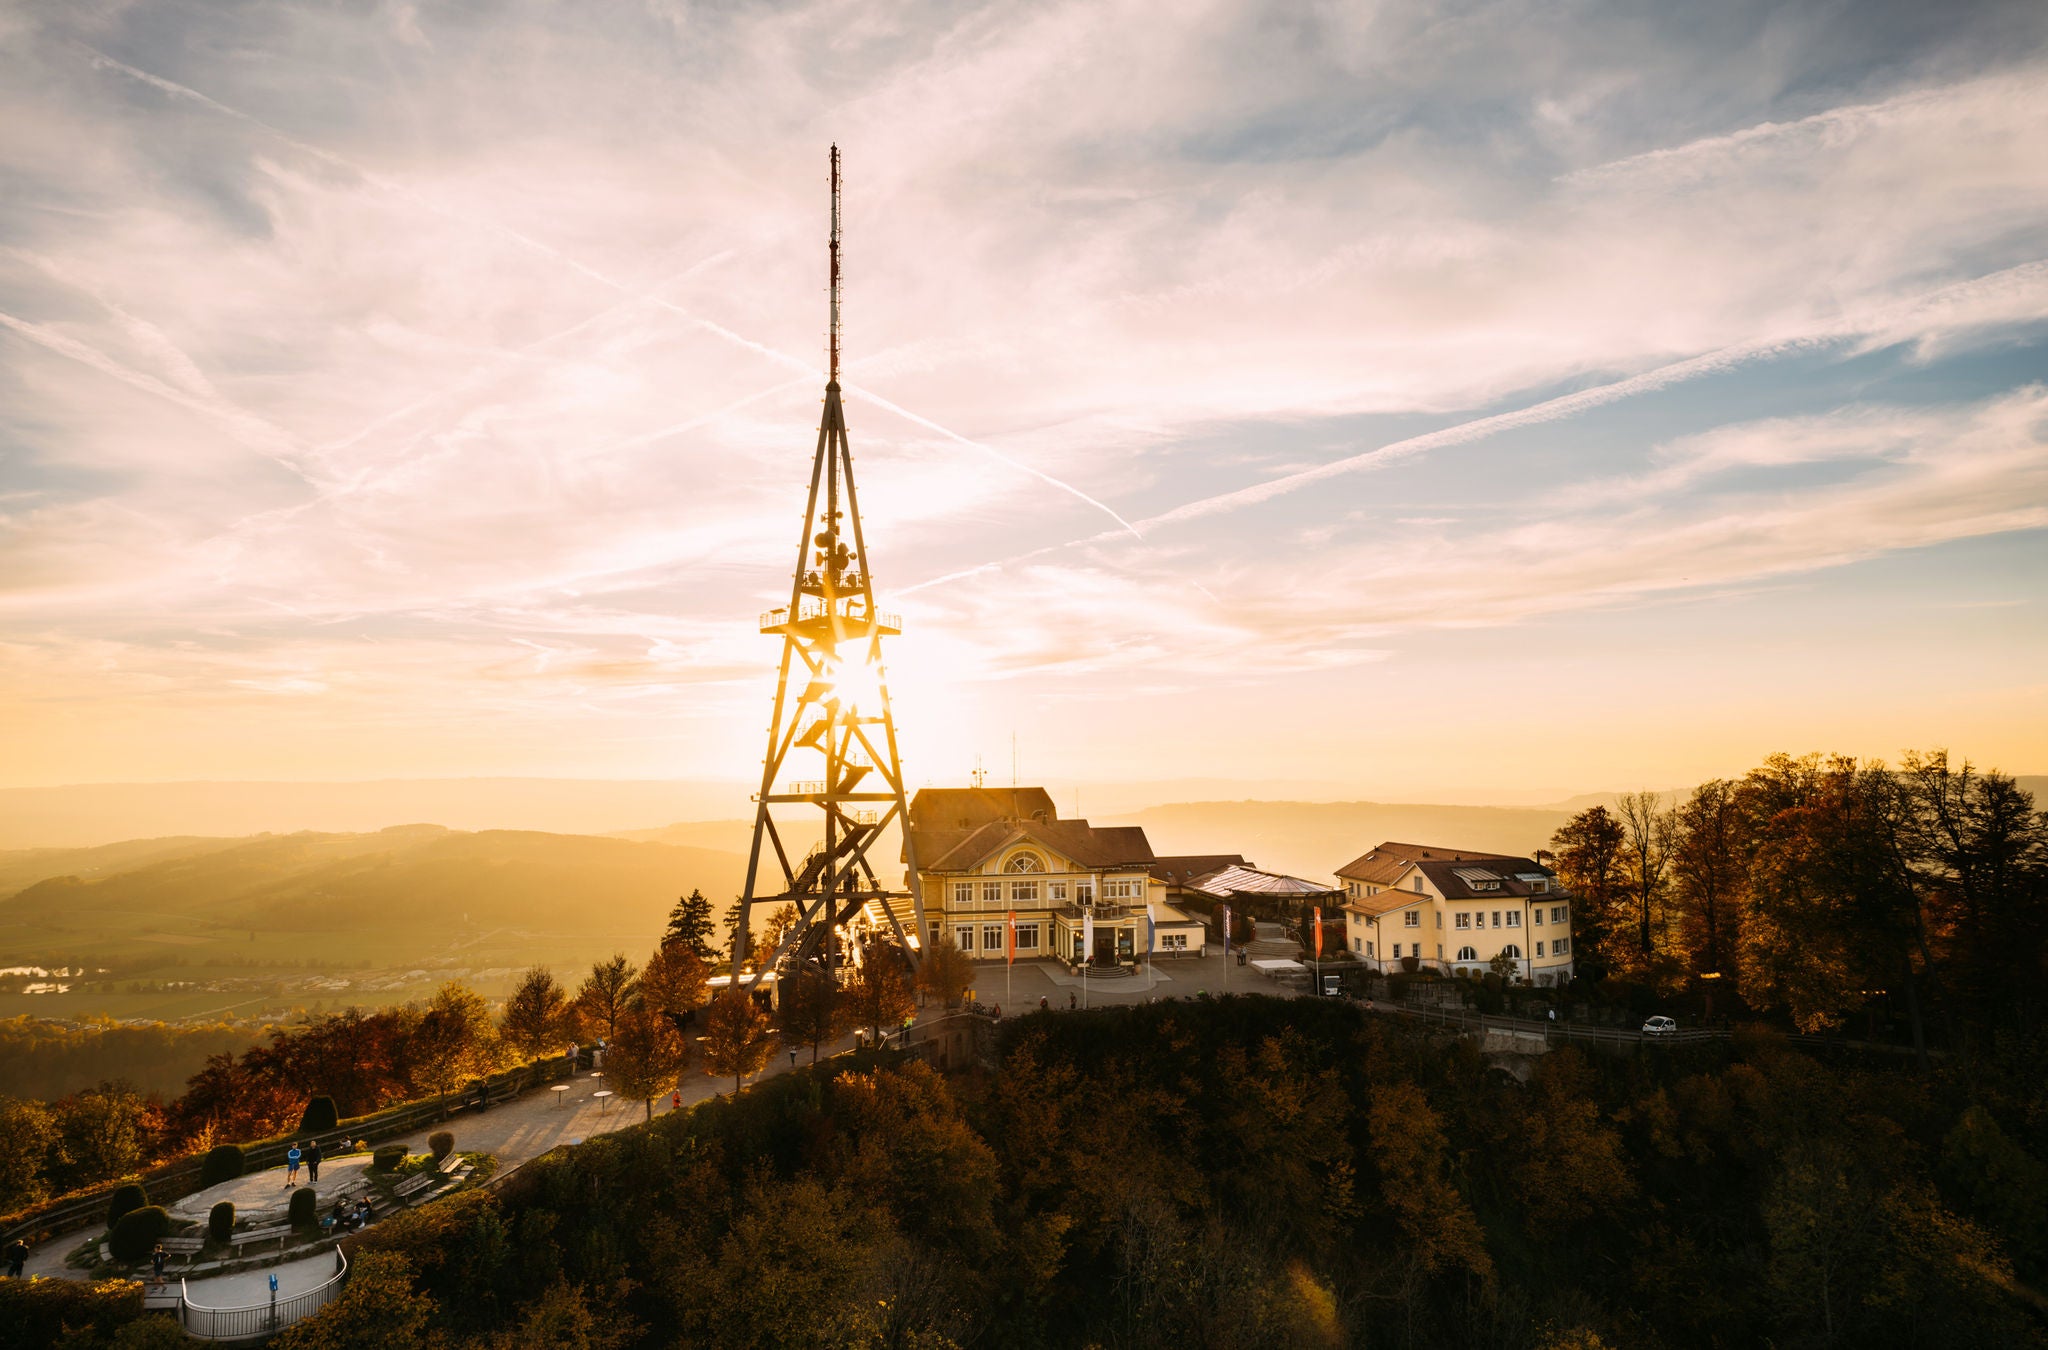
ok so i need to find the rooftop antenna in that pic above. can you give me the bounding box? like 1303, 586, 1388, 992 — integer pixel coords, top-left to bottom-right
971, 754, 986, 789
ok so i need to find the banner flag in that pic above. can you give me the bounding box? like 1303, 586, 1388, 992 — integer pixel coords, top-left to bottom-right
1145, 905, 1155, 954
1221, 904, 1231, 955
1313, 906, 1323, 958
1083, 909, 1094, 963
1007, 910, 1016, 965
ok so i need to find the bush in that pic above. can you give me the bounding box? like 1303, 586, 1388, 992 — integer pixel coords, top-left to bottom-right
106, 1181, 149, 1228
0, 1277, 143, 1350
107, 1205, 172, 1262
428, 1131, 455, 1162
373, 1145, 406, 1172
288, 1186, 318, 1230
200, 1144, 246, 1188
299, 1096, 339, 1133
209, 1200, 234, 1243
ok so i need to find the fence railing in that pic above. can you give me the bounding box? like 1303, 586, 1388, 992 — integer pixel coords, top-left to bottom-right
181, 1247, 348, 1341
0, 1055, 571, 1250
1381, 1001, 1944, 1057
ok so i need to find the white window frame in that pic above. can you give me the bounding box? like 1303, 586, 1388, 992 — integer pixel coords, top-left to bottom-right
1016, 923, 1040, 951
983, 924, 1004, 953
952, 882, 973, 906
1455, 911, 1470, 929
1403, 910, 1421, 928
1049, 881, 1069, 902
956, 926, 974, 951
981, 881, 1002, 906
1011, 880, 1039, 904
1456, 946, 1476, 962
1507, 911, 1520, 928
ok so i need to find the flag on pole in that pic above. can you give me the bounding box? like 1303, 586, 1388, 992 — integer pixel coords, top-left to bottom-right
1007, 910, 1016, 965
1313, 906, 1323, 958
1082, 910, 1094, 963
1145, 905, 1156, 954
1221, 904, 1232, 956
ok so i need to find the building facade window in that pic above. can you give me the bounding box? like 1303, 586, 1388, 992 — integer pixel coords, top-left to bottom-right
1104, 879, 1138, 900
1075, 881, 1095, 905
1455, 912, 1471, 929
1534, 941, 1545, 956
981, 881, 1002, 906
1353, 936, 1363, 952
1011, 880, 1039, 904
1501, 944, 1522, 960
1016, 923, 1040, 951
1413, 875, 1425, 892
952, 882, 973, 906
983, 925, 1004, 953
1506, 911, 1520, 928
1457, 946, 1477, 961
1006, 852, 1044, 873
1366, 941, 1375, 957
1533, 908, 1545, 925
1436, 944, 1443, 959
1161, 933, 1187, 951
1555, 936, 1570, 953
1552, 905, 1568, 924
956, 927, 974, 950
1404, 910, 1421, 928
1049, 881, 1068, 902
1491, 911, 1501, 928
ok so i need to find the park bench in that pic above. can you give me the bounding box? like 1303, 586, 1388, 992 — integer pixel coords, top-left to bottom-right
436, 1152, 467, 1175
160, 1235, 205, 1264
393, 1174, 438, 1205
233, 1223, 292, 1253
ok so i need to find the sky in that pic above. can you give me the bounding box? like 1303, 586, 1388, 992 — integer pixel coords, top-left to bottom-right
1, 0, 2045, 808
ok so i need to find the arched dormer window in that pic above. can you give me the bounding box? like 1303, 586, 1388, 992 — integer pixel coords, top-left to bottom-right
1005, 852, 1045, 874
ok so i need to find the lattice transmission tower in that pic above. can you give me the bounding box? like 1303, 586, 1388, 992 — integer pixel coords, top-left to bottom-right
735, 145, 924, 985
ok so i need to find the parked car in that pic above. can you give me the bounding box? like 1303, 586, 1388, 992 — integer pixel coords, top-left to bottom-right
1642, 1015, 1678, 1036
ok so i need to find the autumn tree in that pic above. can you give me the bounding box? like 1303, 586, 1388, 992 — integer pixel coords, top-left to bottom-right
1669, 779, 1744, 977
51, 1084, 148, 1191
760, 902, 801, 958
1616, 790, 1674, 957
840, 947, 915, 1041
637, 943, 710, 1033
1368, 1079, 1492, 1337
0, 1096, 57, 1212
499, 966, 570, 1061
1549, 805, 1627, 972
606, 1004, 692, 1120
411, 981, 503, 1107
700, 987, 777, 1095
778, 966, 839, 1064
914, 943, 973, 1009
663, 888, 718, 960
574, 954, 640, 1044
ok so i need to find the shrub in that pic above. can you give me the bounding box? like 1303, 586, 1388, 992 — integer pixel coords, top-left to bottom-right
288, 1186, 318, 1230
427, 1131, 455, 1162
0, 1277, 143, 1349
208, 1201, 234, 1243
373, 1145, 406, 1172
200, 1144, 245, 1188
299, 1096, 339, 1133
107, 1205, 172, 1262
106, 1181, 149, 1228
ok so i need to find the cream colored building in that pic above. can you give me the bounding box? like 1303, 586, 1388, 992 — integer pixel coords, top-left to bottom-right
906, 787, 1207, 964
1335, 841, 1574, 985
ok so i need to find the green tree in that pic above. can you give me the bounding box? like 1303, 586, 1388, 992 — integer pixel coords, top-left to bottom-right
412, 982, 502, 1107
606, 1004, 692, 1120
1550, 805, 1627, 973
663, 889, 718, 960
0, 1095, 57, 1212
271, 1249, 441, 1350
840, 949, 914, 1041
778, 966, 838, 1064
573, 955, 639, 1044
700, 988, 776, 1095
637, 943, 709, 1032
499, 967, 569, 1061
913, 943, 972, 1010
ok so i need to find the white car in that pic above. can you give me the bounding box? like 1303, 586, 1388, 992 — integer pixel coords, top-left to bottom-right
1642, 1015, 1678, 1036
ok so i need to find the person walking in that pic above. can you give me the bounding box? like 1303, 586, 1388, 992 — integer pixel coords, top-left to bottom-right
1068, 992, 1076, 1010
670, 1089, 681, 1112
306, 1138, 322, 1185
285, 1142, 302, 1186
6, 1237, 30, 1277
151, 1243, 166, 1282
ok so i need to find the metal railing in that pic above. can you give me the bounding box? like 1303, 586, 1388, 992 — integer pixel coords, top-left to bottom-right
181, 1247, 348, 1341
759, 600, 902, 633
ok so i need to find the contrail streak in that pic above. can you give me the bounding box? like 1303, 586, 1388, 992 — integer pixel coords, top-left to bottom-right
73, 45, 1140, 538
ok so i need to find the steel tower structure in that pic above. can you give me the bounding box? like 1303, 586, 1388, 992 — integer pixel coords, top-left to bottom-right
735, 146, 923, 985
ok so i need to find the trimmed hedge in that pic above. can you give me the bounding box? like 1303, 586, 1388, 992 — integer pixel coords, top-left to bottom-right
209, 1200, 234, 1243
200, 1143, 245, 1188
287, 1186, 318, 1230
106, 1181, 148, 1229
372, 1145, 405, 1172
300, 1096, 339, 1133
107, 1204, 172, 1262
427, 1131, 455, 1162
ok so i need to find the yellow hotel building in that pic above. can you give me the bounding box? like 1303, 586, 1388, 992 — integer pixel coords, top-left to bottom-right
1336, 841, 1576, 985
906, 787, 1208, 965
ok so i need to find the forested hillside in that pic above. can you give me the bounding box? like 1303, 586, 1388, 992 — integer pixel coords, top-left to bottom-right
54, 997, 2021, 1350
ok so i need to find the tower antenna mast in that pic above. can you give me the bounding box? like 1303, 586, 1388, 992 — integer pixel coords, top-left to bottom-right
734, 146, 925, 990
